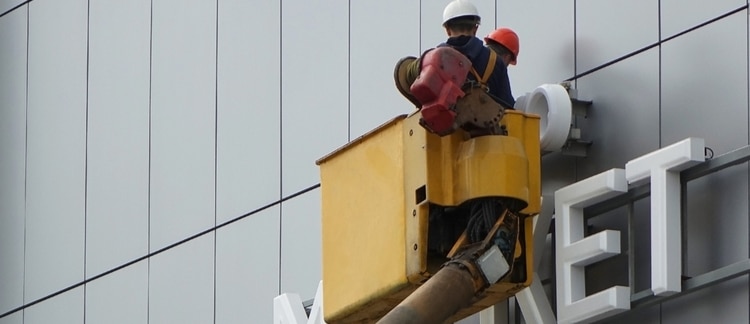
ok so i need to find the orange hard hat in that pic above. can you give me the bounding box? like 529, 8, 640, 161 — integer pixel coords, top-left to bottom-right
485, 28, 519, 65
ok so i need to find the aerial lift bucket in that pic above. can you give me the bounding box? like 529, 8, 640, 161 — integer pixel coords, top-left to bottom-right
316, 110, 540, 323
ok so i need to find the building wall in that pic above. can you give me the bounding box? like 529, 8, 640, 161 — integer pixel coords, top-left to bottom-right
0, 0, 747, 323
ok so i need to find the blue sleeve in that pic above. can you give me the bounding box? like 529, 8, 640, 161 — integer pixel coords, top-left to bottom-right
489, 61, 515, 109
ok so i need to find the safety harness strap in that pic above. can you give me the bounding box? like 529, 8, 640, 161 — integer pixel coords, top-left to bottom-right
469, 50, 497, 87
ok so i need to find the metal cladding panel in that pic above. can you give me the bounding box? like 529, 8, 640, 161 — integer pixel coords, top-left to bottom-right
86, 0, 150, 277
0, 5, 26, 314
496, 0, 575, 96
605, 303, 660, 324
540, 153, 577, 198
661, 0, 746, 39
661, 11, 749, 276
150, 0, 216, 251
575, 0, 658, 73
661, 11, 748, 155
685, 169, 749, 274
149, 234, 214, 324
24, 288, 83, 324
25, 0, 87, 302
575, 48, 660, 179
419, 0, 446, 54
216, 206, 279, 324
661, 277, 749, 324
281, 0, 348, 197
216, 0, 280, 224
350, 0, 419, 138
0, 312, 22, 324
0, 0, 23, 14
280, 190, 323, 304
84, 261, 148, 324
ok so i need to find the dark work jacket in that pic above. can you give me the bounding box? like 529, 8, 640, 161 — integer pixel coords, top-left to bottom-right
439, 35, 515, 108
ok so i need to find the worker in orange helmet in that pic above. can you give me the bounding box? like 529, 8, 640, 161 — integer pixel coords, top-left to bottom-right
485, 27, 519, 67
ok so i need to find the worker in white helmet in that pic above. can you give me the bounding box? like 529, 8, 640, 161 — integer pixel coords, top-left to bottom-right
440, 0, 515, 108
394, 0, 515, 110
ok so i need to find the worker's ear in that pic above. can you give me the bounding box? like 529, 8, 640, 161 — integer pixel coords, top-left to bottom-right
445, 27, 452, 37
502, 54, 512, 66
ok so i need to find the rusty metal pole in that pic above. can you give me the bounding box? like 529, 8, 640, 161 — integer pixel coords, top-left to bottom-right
377, 264, 477, 324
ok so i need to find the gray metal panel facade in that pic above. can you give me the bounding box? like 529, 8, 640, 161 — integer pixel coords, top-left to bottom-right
0, 313, 21, 324
25, 0, 87, 303
216, 0, 281, 224
660, 14, 749, 321
149, 235, 215, 323
0, 0, 22, 15
575, 0, 659, 73
23, 288, 83, 324
280, 0, 348, 196
0, 5, 26, 316
497, 0, 575, 96
215, 206, 280, 324
660, 0, 745, 39
575, 48, 661, 179
350, 0, 419, 139
0, 0, 748, 323
84, 262, 148, 324
85, 0, 151, 277
149, 0, 217, 251
281, 189, 323, 304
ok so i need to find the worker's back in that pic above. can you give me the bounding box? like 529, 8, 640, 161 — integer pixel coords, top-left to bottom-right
440, 35, 515, 109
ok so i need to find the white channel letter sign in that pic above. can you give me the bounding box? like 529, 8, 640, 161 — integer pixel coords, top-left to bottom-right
625, 137, 705, 296
555, 138, 705, 324
274, 281, 326, 324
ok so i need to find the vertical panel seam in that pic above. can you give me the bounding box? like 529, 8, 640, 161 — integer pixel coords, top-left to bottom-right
278, 0, 283, 296
659, 303, 662, 323
83, 0, 91, 322
23, 3, 30, 320
213, 0, 219, 323
657, 4, 665, 316
573, 0, 577, 84
746, 7, 750, 316
573, 0, 578, 181
658, 0, 662, 149
147, 0, 154, 322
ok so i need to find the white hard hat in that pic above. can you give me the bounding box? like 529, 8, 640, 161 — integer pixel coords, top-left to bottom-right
442, 0, 480, 25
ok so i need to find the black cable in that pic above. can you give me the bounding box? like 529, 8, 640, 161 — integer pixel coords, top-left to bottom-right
0, 183, 320, 319
565, 5, 748, 82
466, 199, 500, 243
705, 147, 714, 159
0, 0, 32, 19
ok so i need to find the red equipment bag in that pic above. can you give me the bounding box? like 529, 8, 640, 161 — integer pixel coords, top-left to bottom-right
409, 47, 471, 135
